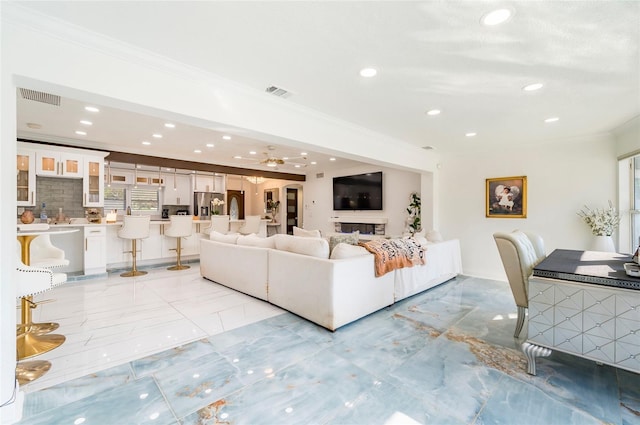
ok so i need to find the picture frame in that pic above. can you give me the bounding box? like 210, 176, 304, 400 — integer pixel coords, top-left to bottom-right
486, 176, 527, 218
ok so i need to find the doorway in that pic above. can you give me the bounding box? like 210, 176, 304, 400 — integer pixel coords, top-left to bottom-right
226, 190, 245, 220
286, 188, 299, 234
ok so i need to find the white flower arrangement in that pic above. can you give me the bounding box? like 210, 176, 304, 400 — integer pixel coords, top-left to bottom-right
577, 201, 620, 236
212, 198, 225, 207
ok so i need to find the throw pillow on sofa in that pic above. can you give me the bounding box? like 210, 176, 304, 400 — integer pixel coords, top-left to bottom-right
330, 242, 370, 259
293, 226, 322, 238
328, 231, 359, 254
275, 234, 329, 259
237, 234, 276, 249
210, 231, 239, 244
426, 229, 443, 243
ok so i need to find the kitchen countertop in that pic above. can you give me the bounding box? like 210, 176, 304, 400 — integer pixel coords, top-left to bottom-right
22, 218, 213, 227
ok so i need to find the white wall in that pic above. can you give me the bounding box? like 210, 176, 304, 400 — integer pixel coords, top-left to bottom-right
439, 135, 618, 280
303, 165, 421, 237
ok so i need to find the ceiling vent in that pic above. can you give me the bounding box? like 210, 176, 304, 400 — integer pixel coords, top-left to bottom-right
265, 85, 292, 99
422, 145, 435, 150
19, 88, 61, 106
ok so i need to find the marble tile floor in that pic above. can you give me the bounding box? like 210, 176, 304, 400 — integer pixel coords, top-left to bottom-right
16, 271, 640, 424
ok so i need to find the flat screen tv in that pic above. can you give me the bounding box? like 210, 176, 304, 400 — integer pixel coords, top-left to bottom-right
333, 171, 383, 211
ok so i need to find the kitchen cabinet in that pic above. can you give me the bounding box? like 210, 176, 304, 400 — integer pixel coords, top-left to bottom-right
107, 170, 133, 185
84, 226, 106, 275
17, 148, 36, 206
163, 173, 191, 205
192, 174, 224, 193
83, 156, 105, 207
106, 226, 128, 265
140, 224, 163, 260
135, 171, 165, 187
36, 150, 84, 178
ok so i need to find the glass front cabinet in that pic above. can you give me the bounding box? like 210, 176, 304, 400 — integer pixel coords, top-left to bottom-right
83, 156, 105, 207
17, 149, 36, 206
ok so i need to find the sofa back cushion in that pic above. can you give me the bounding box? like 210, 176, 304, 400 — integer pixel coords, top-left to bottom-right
293, 226, 322, 238
274, 234, 329, 259
237, 234, 276, 249
330, 242, 370, 259
210, 231, 239, 244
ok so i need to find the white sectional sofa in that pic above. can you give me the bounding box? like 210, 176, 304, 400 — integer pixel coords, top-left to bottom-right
200, 233, 462, 331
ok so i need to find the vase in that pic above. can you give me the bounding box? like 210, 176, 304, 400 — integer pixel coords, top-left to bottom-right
590, 235, 615, 252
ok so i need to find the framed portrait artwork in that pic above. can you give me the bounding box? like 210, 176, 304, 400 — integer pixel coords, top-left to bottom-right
486, 176, 527, 218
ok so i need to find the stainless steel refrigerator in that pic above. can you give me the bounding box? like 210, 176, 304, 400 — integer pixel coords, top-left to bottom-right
193, 192, 224, 218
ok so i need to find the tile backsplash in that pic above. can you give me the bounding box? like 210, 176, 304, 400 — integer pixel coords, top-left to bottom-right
18, 177, 103, 220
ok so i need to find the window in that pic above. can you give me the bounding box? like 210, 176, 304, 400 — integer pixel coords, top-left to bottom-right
104, 187, 126, 213
131, 188, 159, 212
103, 186, 160, 214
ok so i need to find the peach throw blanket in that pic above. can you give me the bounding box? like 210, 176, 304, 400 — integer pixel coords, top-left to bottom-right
360, 238, 426, 277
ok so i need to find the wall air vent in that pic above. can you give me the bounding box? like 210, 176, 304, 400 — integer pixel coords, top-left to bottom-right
265, 85, 292, 99
422, 145, 435, 150
19, 88, 61, 106
316, 172, 324, 179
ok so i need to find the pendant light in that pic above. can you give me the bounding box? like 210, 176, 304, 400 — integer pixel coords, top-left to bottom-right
173, 168, 177, 191
194, 170, 198, 191
107, 161, 111, 188
157, 166, 162, 191
134, 164, 138, 189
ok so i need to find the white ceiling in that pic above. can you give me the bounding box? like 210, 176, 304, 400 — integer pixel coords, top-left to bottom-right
14, 1, 640, 171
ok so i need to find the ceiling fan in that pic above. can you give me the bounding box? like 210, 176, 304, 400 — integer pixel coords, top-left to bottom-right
239, 145, 307, 169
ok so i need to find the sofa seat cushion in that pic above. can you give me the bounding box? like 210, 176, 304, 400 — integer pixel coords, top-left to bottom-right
293, 226, 322, 238
330, 242, 370, 259
237, 234, 276, 249
274, 234, 329, 259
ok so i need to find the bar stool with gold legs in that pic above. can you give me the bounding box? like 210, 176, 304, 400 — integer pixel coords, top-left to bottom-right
15, 260, 67, 385
164, 215, 193, 271
15, 234, 70, 336
117, 215, 151, 277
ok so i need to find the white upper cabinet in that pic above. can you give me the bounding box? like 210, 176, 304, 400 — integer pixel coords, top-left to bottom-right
83, 156, 105, 207
192, 174, 225, 193
164, 173, 191, 205
36, 150, 84, 178
17, 148, 36, 207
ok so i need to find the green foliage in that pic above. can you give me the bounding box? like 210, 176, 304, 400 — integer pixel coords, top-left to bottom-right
407, 192, 421, 235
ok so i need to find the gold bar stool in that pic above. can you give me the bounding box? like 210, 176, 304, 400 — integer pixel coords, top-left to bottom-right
164, 215, 193, 270
15, 260, 67, 385
17, 234, 70, 335
118, 215, 151, 277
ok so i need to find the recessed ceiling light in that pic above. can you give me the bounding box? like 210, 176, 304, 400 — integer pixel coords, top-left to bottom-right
194, 149, 202, 153
300, 152, 308, 156
164, 123, 175, 128
249, 151, 256, 155
79, 120, 92, 126
359, 68, 377, 78
310, 161, 317, 165
152, 134, 162, 138
233, 155, 242, 159
523, 83, 544, 91
84, 106, 99, 112
294, 164, 301, 168
481, 8, 513, 26
142, 141, 151, 145
329, 158, 336, 161
223, 135, 232, 140
266, 163, 277, 168
282, 157, 289, 160
545, 117, 559, 123
206, 143, 214, 148
465, 132, 477, 137
75, 130, 86, 136
426, 109, 441, 116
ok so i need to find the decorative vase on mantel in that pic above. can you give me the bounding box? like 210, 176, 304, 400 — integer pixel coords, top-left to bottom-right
590, 235, 615, 253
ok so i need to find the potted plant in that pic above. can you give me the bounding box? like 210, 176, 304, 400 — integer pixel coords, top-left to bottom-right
267, 199, 280, 222
406, 192, 421, 236
578, 201, 620, 252
211, 198, 225, 215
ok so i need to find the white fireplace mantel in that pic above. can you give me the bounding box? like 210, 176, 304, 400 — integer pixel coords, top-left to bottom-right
328, 217, 388, 224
